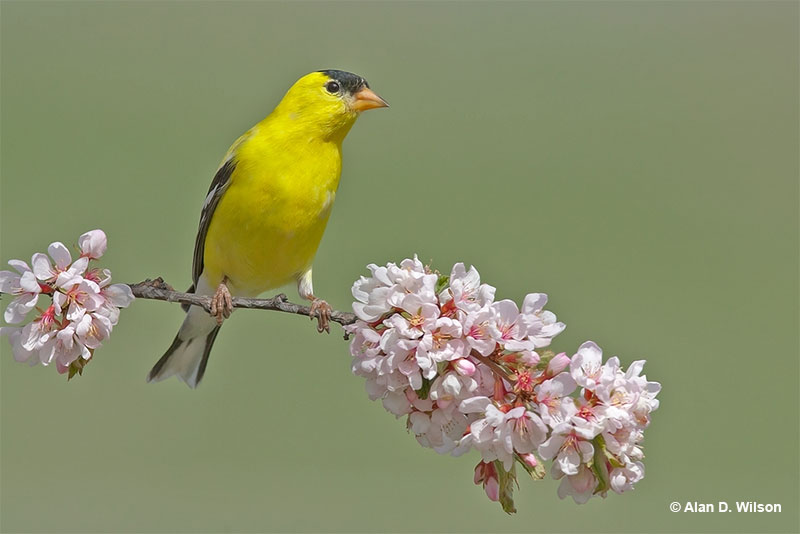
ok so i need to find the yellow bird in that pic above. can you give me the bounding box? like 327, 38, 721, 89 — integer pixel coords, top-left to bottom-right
147, 70, 388, 388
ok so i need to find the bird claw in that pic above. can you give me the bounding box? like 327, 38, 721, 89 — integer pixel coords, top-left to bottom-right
309, 298, 331, 334
209, 281, 233, 326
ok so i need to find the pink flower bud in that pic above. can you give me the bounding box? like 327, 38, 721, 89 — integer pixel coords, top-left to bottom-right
474, 462, 485, 485
520, 453, 538, 468
547, 352, 570, 375
454, 358, 476, 376
484, 475, 500, 502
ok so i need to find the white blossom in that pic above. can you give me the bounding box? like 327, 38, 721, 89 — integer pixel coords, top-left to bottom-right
78, 229, 108, 259
1, 229, 133, 376
570, 340, 604, 390
609, 461, 645, 494
345, 258, 659, 511
0, 260, 41, 324
519, 293, 566, 348
489, 300, 535, 352
440, 263, 495, 313
538, 416, 602, 476
554, 463, 598, 504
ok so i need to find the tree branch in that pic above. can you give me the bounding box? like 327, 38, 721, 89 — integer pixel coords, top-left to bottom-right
127, 278, 357, 334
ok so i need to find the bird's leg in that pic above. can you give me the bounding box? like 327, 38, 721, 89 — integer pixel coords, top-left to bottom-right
297, 268, 330, 333
209, 276, 233, 326
308, 297, 332, 334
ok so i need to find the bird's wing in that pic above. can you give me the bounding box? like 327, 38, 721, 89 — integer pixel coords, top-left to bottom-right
191, 158, 236, 286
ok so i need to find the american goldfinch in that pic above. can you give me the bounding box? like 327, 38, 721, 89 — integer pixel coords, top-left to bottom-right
147, 70, 388, 388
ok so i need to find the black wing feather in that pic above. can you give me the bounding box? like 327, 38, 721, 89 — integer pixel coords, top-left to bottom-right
192, 158, 236, 286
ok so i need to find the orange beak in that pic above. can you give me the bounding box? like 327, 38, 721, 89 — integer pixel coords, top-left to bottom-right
351, 87, 389, 112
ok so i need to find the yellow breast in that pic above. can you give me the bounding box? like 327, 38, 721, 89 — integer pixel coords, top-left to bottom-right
202, 124, 342, 296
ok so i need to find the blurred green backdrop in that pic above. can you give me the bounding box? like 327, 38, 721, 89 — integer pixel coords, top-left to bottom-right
1, 1, 797, 533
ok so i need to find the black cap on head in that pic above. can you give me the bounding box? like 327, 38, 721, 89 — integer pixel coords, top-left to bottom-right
318, 69, 369, 94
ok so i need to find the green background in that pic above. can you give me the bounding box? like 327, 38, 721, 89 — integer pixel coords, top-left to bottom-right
1, 1, 797, 532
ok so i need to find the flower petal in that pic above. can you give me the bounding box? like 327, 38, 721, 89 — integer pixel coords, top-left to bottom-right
18, 271, 41, 294
0, 270, 19, 293
104, 283, 135, 308
47, 242, 72, 269
31, 253, 54, 281
8, 259, 31, 274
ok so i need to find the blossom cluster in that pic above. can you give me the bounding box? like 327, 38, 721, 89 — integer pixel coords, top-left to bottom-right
347, 257, 660, 512
0, 230, 134, 378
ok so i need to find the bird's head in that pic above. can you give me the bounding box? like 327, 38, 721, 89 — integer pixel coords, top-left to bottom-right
273, 70, 388, 142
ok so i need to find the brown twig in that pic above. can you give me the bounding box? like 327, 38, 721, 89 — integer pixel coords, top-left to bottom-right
127, 278, 357, 332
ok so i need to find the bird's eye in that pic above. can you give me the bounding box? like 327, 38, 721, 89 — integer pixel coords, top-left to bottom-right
325, 81, 341, 94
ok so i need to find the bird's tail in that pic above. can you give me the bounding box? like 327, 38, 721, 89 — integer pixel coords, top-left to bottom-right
147, 304, 220, 388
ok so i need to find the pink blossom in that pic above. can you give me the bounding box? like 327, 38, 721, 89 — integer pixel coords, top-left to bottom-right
346, 259, 660, 511
609, 461, 645, 494
1, 229, 134, 376
417, 317, 467, 369
461, 306, 496, 356
519, 293, 566, 348
32, 242, 89, 287
19, 305, 61, 365
0, 260, 41, 324
429, 371, 477, 409
555, 463, 598, 504
0, 326, 34, 363
53, 277, 105, 322
538, 417, 601, 475
570, 341, 604, 390
440, 263, 495, 313
535, 373, 577, 425
78, 229, 107, 259
489, 300, 535, 352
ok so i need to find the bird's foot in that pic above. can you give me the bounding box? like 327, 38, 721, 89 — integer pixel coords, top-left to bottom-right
209, 279, 233, 326
309, 298, 331, 334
